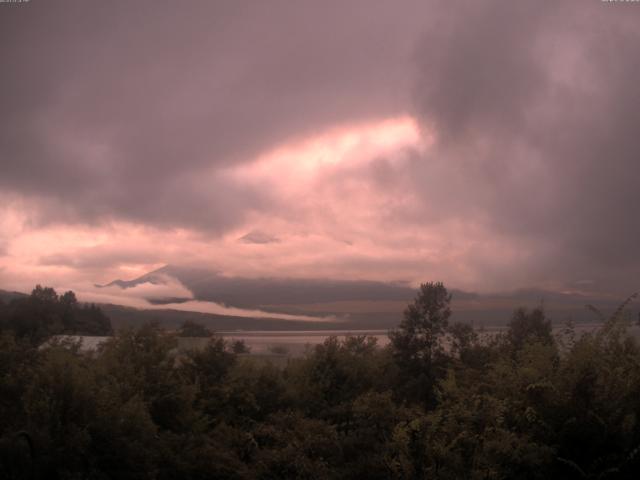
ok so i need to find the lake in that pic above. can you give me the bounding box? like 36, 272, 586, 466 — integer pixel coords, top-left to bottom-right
47, 322, 640, 357
217, 322, 640, 356
217, 329, 391, 356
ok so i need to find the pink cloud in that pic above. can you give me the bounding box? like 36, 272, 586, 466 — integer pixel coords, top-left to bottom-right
0, 116, 535, 300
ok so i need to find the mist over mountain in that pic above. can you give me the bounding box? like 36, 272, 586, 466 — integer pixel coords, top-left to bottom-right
99, 265, 416, 307
6, 266, 634, 332
97, 265, 638, 328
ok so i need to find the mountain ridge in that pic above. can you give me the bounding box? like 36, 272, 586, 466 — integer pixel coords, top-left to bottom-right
95, 265, 639, 326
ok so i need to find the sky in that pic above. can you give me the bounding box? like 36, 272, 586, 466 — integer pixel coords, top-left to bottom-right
1, 0, 640, 303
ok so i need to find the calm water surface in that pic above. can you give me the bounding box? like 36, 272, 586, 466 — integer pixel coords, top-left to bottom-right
218, 323, 640, 356
218, 330, 391, 355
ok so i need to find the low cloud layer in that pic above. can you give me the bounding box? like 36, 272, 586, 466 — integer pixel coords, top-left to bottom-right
1, 1, 640, 299
78, 276, 336, 323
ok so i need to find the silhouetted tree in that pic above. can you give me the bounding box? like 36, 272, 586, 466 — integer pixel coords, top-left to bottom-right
178, 320, 212, 337
507, 306, 553, 351
389, 281, 452, 407
231, 339, 250, 354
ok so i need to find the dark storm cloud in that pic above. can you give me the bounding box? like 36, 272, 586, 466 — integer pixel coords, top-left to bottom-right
0, 0, 426, 231
3, 0, 640, 294
408, 0, 640, 292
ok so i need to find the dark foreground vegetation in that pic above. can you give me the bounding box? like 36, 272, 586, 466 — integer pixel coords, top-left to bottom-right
1, 283, 640, 479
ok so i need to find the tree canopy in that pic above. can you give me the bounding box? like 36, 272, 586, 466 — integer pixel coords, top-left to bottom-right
0, 285, 112, 344
1, 283, 640, 479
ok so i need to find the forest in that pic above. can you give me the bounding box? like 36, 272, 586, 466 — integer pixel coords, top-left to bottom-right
1, 282, 639, 479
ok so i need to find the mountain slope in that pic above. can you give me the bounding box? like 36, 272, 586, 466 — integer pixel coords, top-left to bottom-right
100, 265, 418, 308
99, 265, 639, 327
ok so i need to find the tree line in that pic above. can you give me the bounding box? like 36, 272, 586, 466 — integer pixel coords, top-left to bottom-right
0, 285, 112, 343
1, 282, 639, 479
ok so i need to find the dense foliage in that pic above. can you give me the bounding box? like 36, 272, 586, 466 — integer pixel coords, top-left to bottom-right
0, 286, 112, 343
1, 282, 640, 479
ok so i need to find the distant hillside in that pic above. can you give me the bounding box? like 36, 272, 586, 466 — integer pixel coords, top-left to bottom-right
7, 274, 639, 330
98, 265, 640, 328
99, 264, 418, 307
0, 289, 28, 303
